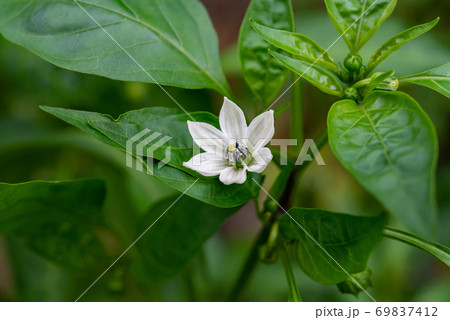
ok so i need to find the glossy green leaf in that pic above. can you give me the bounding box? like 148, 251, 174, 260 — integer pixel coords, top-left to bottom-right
88, 110, 217, 173
134, 196, 239, 282
146, 160, 262, 208
271, 51, 344, 97
40, 106, 261, 208
328, 91, 438, 236
250, 20, 338, 73
324, 0, 397, 52
40, 105, 217, 171
279, 208, 385, 285
383, 227, 450, 267
398, 63, 450, 99
39, 106, 119, 148
0, 179, 107, 269
239, 0, 294, 105
0, 0, 231, 96
367, 18, 439, 73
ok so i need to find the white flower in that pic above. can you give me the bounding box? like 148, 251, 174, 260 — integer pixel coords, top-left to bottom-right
183, 97, 274, 185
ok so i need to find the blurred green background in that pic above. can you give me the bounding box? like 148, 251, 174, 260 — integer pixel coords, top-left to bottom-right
0, 0, 449, 301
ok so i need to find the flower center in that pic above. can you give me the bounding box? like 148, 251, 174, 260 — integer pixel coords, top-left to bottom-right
226, 140, 252, 168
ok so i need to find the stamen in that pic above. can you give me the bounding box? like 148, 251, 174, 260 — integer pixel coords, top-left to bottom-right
226, 140, 252, 168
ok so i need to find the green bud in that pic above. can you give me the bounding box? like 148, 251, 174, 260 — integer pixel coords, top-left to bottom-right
337, 268, 372, 296
264, 198, 279, 213
344, 53, 363, 72
388, 79, 399, 91
344, 87, 359, 101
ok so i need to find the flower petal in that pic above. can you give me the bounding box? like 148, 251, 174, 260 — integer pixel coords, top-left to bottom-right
183, 152, 228, 177
219, 167, 247, 185
219, 97, 247, 140
247, 110, 274, 152
187, 121, 227, 155
247, 147, 273, 173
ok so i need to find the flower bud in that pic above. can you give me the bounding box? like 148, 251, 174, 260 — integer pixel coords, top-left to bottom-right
389, 79, 399, 91
264, 198, 279, 213
344, 53, 363, 72
344, 87, 359, 101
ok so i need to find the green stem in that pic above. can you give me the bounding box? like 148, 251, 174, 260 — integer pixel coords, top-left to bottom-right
279, 241, 302, 302
227, 227, 269, 301
291, 129, 328, 208
296, 129, 328, 176
383, 227, 450, 267
254, 198, 263, 221
291, 75, 303, 155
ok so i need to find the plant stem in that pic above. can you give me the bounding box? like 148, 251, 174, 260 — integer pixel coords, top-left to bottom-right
383, 227, 450, 266
296, 129, 328, 177
279, 241, 302, 302
291, 75, 303, 154
254, 198, 263, 221
279, 129, 328, 208
227, 227, 269, 301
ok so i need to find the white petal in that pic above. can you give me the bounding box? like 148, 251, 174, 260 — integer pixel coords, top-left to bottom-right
247, 110, 274, 152
183, 152, 228, 177
219, 167, 247, 185
247, 147, 273, 173
219, 97, 247, 140
187, 121, 227, 154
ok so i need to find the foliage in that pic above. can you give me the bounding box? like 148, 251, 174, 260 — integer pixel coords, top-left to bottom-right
0, 0, 449, 302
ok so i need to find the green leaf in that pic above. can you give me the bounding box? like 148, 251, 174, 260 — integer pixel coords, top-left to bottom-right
279, 208, 385, 285
398, 63, 450, 99
147, 161, 262, 208
367, 18, 439, 73
39, 106, 119, 148
40, 105, 217, 171
239, 0, 294, 105
250, 20, 338, 74
271, 51, 344, 97
328, 91, 438, 236
0, 0, 231, 96
134, 196, 239, 282
383, 227, 450, 267
324, 0, 397, 52
0, 179, 107, 269
88, 109, 218, 173
40, 106, 262, 208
